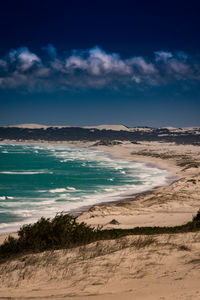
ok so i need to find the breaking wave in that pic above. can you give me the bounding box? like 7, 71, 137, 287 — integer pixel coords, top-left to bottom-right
0, 143, 172, 233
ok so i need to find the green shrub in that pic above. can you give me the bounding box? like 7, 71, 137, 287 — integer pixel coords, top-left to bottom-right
0, 214, 99, 259
0, 236, 19, 256
17, 214, 99, 251
1, 210, 200, 261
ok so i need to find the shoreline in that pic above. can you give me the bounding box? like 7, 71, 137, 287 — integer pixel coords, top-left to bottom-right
0, 140, 200, 242
0, 139, 181, 173
78, 141, 200, 229
0, 140, 174, 242
0, 139, 180, 176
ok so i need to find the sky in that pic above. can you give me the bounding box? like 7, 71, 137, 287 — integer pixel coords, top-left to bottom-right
0, 0, 200, 127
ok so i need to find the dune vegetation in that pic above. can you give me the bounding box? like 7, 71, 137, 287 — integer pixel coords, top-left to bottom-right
0, 210, 200, 262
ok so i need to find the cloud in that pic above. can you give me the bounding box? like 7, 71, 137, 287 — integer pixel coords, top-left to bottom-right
8, 47, 41, 71
154, 51, 173, 62
0, 46, 199, 90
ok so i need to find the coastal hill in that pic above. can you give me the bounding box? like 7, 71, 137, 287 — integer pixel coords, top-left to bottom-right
1, 123, 200, 144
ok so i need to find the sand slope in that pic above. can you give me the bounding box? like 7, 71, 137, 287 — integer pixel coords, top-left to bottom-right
0, 233, 200, 299
79, 141, 200, 229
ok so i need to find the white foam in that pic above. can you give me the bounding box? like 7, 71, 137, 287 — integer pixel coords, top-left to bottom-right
66, 186, 76, 191
0, 143, 171, 234
49, 187, 77, 193
0, 172, 169, 234
0, 171, 53, 174
49, 188, 67, 193
104, 188, 114, 192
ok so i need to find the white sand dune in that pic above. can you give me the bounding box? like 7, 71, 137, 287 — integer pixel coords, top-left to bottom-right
84, 124, 130, 131
6, 123, 131, 131
5, 123, 49, 129
4, 123, 200, 134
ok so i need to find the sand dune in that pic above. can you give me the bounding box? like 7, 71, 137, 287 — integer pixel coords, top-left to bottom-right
84, 124, 130, 131
0, 232, 200, 299
79, 141, 200, 229
4, 123, 200, 132
5, 123, 49, 129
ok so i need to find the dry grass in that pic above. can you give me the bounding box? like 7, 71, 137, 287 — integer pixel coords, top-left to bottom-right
131, 150, 188, 160
131, 150, 200, 170
1, 232, 200, 299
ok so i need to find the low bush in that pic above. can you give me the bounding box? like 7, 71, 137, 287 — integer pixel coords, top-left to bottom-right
17, 214, 98, 251
0, 214, 99, 259
1, 210, 200, 261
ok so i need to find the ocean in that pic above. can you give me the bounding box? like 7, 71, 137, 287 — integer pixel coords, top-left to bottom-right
0, 143, 170, 233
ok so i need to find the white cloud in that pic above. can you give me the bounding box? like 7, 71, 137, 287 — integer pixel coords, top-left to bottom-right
7, 47, 41, 71
64, 47, 131, 76
65, 55, 88, 72
0, 45, 199, 90
18, 50, 40, 71
169, 59, 190, 74
88, 47, 131, 75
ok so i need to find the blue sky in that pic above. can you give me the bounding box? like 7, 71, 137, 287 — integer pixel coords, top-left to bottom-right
0, 0, 200, 127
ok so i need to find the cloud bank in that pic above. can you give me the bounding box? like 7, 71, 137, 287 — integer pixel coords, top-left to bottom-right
0, 45, 199, 90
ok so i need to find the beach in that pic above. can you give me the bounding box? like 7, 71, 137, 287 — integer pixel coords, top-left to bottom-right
78, 141, 200, 229
0, 140, 200, 299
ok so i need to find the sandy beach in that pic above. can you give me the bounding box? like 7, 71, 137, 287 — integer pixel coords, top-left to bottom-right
0, 140, 200, 299
78, 141, 200, 229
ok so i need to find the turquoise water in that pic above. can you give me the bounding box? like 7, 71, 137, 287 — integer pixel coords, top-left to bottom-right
0, 143, 169, 233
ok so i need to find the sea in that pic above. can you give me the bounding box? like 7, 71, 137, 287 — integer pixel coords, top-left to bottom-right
0, 143, 170, 233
